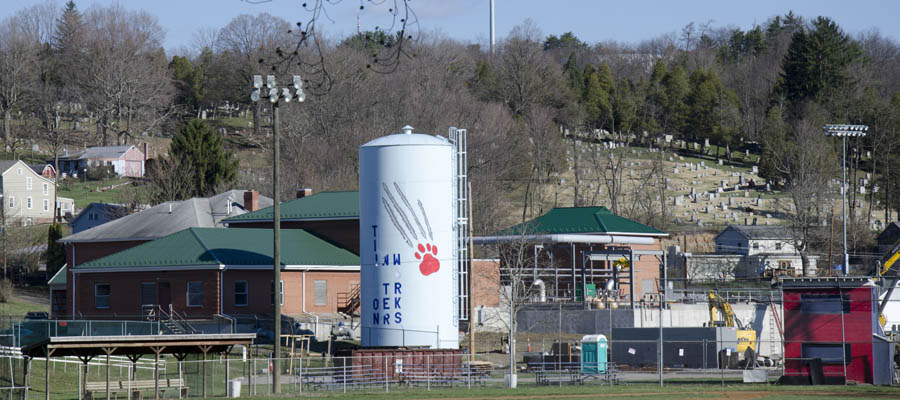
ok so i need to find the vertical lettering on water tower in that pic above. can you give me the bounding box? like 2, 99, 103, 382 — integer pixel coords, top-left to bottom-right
370, 182, 440, 326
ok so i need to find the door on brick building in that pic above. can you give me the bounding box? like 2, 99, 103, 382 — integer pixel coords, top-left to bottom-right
159, 282, 171, 312
140, 282, 157, 317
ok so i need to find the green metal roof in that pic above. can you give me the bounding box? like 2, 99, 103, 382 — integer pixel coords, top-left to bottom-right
48, 265, 66, 285
77, 227, 359, 269
497, 207, 667, 236
224, 191, 359, 222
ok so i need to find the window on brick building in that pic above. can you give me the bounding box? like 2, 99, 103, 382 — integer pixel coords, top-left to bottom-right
187, 281, 203, 307
314, 280, 327, 306
95, 284, 110, 309
270, 280, 283, 306
234, 281, 248, 307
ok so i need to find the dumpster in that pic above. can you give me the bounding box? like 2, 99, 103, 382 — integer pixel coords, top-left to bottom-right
581, 334, 607, 374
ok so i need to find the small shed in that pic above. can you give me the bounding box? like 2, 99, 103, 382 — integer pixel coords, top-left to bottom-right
781, 277, 893, 385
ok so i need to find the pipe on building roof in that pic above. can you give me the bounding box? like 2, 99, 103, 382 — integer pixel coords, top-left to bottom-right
473, 234, 655, 245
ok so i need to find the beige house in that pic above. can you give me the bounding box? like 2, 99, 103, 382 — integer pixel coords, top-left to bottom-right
0, 160, 57, 226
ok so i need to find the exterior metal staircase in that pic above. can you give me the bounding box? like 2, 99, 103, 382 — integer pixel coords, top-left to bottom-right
337, 283, 361, 315
144, 305, 197, 334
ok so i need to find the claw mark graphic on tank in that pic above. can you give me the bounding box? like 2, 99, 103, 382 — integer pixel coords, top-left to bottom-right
382, 183, 417, 241
382, 197, 412, 248
394, 182, 427, 239
417, 200, 433, 241
382, 184, 440, 276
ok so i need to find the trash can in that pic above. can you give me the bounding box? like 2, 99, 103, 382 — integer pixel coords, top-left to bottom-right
228, 379, 242, 398
581, 334, 608, 374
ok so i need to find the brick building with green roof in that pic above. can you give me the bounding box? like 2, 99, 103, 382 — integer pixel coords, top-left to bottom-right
224, 191, 360, 254
67, 227, 361, 319
475, 206, 667, 307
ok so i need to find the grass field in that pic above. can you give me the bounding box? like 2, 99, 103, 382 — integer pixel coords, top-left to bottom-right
57, 178, 132, 208
8, 350, 899, 400
231, 383, 900, 400
0, 298, 48, 317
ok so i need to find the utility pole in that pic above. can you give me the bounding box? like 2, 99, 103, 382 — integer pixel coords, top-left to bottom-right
467, 182, 475, 362
272, 98, 282, 393
251, 75, 305, 394
829, 207, 834, 274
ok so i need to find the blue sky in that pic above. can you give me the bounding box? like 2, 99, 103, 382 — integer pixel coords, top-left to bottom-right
3, 0, 898, 52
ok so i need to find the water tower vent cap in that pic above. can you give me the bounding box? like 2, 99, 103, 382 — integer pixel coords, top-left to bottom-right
401, 125, 414, 135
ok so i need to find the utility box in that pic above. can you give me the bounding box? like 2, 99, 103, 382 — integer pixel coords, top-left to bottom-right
581, 334, 608, 374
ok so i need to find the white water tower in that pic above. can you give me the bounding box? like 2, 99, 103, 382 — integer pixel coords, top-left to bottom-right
359, 125, 458, 349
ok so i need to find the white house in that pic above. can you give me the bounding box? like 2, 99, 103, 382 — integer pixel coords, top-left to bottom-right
714, 225, 796, 255
0, 160, 58, 226
669, 225, 818, 281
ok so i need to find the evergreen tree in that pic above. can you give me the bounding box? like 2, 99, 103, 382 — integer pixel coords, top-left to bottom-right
758, 107, 787, 182
543, 32, 587, 52
169, 56, 205, 115
595, 61, 615, 95
686, 68, 740, 158
643, 60, 668, 134
612, 79, 637, 134
650, 59, 667, 84
52, 1, 84, 87
661, 65, 689, 134
170, 119, 238, 197
582, 64, 612, 132
777, 17, 861, 113
46, 224, 65, 279
339, 30, 397, 54
563, 52, 583, 95
468, 59, 497, 102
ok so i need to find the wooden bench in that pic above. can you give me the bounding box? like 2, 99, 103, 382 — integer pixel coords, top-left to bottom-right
85, 378, 188, 399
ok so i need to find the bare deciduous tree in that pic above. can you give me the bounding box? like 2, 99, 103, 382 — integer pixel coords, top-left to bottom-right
0, 13, 38, 152
81, 4, 171, 146
764, 110, 837, 275
216, 13, 292, 138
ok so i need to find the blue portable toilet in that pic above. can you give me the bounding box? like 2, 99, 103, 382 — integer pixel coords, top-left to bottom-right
581, 334, 607, 374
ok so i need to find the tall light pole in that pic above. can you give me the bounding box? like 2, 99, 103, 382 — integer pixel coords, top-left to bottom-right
251, 74, 305, 393
489, 0, 495, 53
824, 124, 868, 276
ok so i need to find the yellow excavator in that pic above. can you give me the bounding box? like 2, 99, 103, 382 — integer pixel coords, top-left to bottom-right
708, 290, 757, 353
876, 240, 900, 327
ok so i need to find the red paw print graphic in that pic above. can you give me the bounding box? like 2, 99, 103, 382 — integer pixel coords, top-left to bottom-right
415, 243, 440, 276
